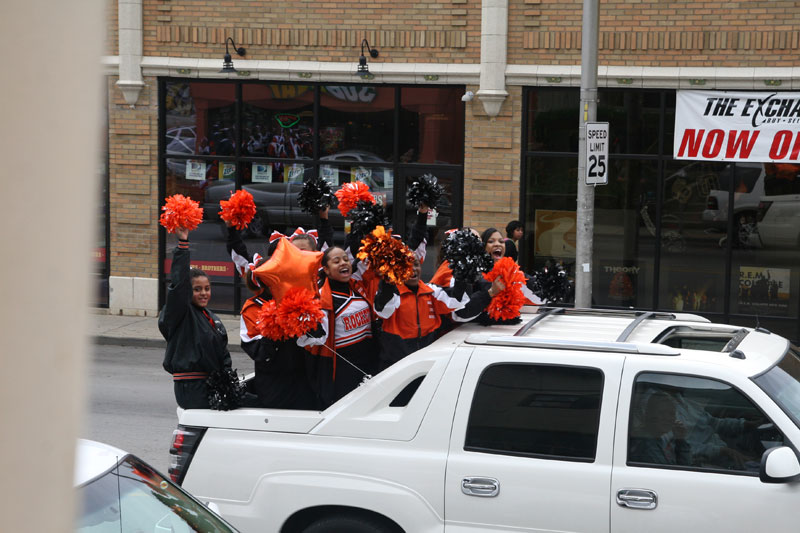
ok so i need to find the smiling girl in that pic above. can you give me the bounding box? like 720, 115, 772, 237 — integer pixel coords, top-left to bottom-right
159, 227, 232, 409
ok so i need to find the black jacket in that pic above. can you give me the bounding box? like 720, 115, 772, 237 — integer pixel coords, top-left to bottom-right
159, 240, 232, 409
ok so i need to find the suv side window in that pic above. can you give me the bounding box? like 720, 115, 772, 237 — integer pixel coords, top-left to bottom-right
628, 373, 785, 474
465, 364, 603, 461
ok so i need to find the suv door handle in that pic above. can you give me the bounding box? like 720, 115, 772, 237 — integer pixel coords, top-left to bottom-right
461, 477, 499, 497
616, 488, 657, 510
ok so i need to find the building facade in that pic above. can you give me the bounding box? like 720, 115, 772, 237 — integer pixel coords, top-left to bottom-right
101, 0, 800, 341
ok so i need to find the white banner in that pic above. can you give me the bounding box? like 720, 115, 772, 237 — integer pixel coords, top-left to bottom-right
674, 90, 800, 162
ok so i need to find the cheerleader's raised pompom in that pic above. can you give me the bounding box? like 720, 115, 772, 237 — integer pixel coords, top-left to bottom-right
219, 189, 257, 230
298, 177, 335, 214
159, 194, 204, 233
407, 173, 444, 211
335, 182, 374, 218
349, 200, 388, 238
357, 226, 416, 285
441, 229, 493, 283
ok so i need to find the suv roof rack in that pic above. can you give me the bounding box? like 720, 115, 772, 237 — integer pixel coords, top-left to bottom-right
465, 335, 680, 356
514, 307, 683, 341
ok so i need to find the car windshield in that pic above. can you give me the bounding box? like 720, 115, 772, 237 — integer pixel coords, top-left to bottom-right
76, 454, 236, 533
754, 346, 800, 430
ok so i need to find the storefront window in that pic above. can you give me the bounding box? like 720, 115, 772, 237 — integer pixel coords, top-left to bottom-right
526, 90, 579, 153
319, 85, 394, 158
730, 163, 800, 327
594, 158, 659, 308
523, 88, 798, 341
242, 84, 313, 159
597, 90, 662, 155
161, 80, 465, 313
165, 82, 236, 157
399, 87, 465, 164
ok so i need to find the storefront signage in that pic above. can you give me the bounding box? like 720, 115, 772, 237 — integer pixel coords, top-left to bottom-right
675, 90, 800, 162
185, 160, 206, 181
585, 122, 609, 185
252, 163, 272, 183
163, 259, 234, 277
738, 266, 790, 316
285, 164, 304, 183
534, 209, 576, 258
323, 85, 378, 103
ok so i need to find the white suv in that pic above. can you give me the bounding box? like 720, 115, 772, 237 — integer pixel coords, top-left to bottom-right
175, 307, 800, 533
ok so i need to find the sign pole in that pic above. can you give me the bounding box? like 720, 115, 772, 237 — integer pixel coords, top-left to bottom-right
575, 0, 599, 308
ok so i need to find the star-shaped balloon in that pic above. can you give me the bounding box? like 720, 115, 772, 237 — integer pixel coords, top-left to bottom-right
253, 238, 323, 302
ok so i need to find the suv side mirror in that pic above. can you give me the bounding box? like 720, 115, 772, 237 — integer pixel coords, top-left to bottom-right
760, 446, 800, 483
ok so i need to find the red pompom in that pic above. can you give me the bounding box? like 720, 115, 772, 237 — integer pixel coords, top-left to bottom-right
483, 257, 527, 321
255, 300, 285, 341
277, 287, 325, 338
357, 226, 416, 285
219, 189, 257, 230
159, 194, 204, 233
335, 182, 374, 218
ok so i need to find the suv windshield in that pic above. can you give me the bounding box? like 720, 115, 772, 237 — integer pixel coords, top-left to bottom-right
77, 454, 236, 532
754, 346, 800, 430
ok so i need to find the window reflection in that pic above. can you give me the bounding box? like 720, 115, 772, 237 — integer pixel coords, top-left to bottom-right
242, 84, 314, 159
319, 85, 394, 158
399, 87, 465, 164
165, 82, 236, 156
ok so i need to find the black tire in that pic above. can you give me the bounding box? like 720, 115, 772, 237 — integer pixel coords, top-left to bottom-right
301, 514, 396, 533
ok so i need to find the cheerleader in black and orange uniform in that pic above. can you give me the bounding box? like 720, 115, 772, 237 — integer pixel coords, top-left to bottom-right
225, 209, 332, 409
298, 246, 380, 407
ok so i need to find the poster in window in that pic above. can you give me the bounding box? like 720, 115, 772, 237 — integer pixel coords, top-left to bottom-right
599, 264, 639, 306
220, 162, 236, 181
185, 160, 206, 181
351, 166, 372, 186
320, 165, 338, 187
251, 163, 272, 183
285, 164, 304, 183
534, 210, 576, 258
664, 268, 722, 313
738, 266, 790, 316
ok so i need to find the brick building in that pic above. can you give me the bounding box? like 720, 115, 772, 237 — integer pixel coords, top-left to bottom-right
100, 0, 800, 340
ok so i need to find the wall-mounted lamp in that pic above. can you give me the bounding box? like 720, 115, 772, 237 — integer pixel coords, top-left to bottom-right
219, 37, 246, 73
357, 39, 379, 77
461, 91, 474, 102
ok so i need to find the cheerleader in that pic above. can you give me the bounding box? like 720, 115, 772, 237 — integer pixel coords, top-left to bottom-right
159, 227, 232, 409
298, 246, 380, 407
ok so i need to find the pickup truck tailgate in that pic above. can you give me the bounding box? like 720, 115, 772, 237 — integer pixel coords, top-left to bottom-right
179, 408, 324, 433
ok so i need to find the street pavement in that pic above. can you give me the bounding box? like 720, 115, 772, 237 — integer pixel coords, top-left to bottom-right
90, 309, 243, 352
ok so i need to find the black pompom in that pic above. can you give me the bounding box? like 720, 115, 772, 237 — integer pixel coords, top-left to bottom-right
442, 229, 493, 283
349, 200, 388, 238
206, 368, 246, 411
298, 178, 335, 214
407, 174, 444, 211
529, 261, 574, 304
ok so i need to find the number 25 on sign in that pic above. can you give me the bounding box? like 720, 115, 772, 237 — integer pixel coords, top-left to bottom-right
586, 122, 609, 185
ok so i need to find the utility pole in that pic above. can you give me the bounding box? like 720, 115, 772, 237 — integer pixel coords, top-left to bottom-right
575, 0, 599, 308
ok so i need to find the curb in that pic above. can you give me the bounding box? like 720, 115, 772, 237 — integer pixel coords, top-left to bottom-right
93, 335, 246, 353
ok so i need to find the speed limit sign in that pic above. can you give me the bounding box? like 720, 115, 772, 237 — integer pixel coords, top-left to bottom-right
585, 122, 609, 185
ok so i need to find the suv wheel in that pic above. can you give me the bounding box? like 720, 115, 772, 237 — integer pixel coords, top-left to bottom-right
301, 514, 397, 533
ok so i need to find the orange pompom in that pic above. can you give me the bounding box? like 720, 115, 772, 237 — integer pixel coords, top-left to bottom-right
357, 226, 416, 285
159, 194, 204, 233
219, 189, 257, 230
483, 257, 527, 321
335, 182, 374, 218
255, 299, 285, 341
277, 287, 325, 338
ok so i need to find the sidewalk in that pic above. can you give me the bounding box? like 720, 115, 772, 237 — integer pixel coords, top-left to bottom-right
90, 310, 243, 353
